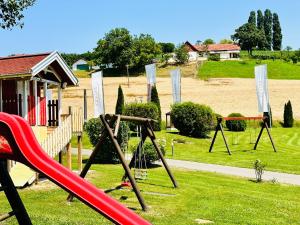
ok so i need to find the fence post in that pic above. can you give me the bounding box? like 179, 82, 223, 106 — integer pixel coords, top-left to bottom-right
77, 135, 82, 172
66, 142, 72, 170
83, 89, 87, 123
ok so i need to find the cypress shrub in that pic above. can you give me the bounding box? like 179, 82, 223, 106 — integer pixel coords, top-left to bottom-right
84, 118, 129, 163
124, 103, 159, 131
225, 113, 247, 131
283, 100, 294, 127
170, 102, 214, 138
115, 85, 124, 114
150, 85, 161, 131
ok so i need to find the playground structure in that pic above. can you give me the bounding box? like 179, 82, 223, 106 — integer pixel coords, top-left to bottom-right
68, 114, 178, 211
209, 116, 277, 155
0, 112, 150, 225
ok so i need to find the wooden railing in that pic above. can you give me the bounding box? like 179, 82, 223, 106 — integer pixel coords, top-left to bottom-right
70, 107, 84, 135
41, 115, 72, 158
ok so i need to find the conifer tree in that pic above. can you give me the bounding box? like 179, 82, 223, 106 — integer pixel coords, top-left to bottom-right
248, 11, 256, 25
115, 85, 124, 114
257, 10, 266, 50
272, 13, 282, 50
150, 85, 161, 131
283, 100, 294, 127
264, 9, 273, 50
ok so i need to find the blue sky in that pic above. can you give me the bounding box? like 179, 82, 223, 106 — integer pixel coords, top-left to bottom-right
1, 0, 300, 56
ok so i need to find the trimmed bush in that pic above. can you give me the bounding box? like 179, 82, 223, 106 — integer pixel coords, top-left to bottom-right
124, 102, 159, 131
225, 113, 247, 131
131, 140, 165, 165
283, 100, 294, 127
170, 102, 214, 138
85, 118, 129, 163
208, 54, 220, 61
115, 85, 124, 114
150, 85, 161, 131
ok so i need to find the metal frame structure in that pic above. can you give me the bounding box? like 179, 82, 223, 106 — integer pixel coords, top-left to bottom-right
67, 114, 178, 211
209, 116, 277, 155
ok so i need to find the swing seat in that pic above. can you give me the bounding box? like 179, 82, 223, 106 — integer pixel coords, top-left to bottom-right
120, 181, 131, 188
134, 169, 147, 180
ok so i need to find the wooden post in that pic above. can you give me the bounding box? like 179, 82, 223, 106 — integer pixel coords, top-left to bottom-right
83, 89, 87, 123
58, 151, 63, 164
209, 118, 231, 155
145, 121, 178, 188
77, 135, 82, 171
66, 142, 72, 170
33, 80, 38, 126
100, 115, 148, 211
43, 82, 48, 125
22, 80, 28, 120
0, 160, 32, 224
57, 86, 62, 126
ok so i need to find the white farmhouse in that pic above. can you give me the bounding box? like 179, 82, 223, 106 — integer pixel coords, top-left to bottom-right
185, 41, 241, 61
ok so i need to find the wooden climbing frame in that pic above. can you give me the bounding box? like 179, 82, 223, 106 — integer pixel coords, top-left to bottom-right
209, 116, 277, 155
67, 114, 178, 211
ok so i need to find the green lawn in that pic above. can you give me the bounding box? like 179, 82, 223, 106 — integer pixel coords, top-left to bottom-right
153, 126, 300, 175
1, 163, 300, 225
198, 60, 300, 80
71, 126, 300, 175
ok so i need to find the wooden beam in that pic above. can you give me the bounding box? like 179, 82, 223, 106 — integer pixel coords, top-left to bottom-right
31, 77, 60, 86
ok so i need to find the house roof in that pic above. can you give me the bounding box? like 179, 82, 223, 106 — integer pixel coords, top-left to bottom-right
0, 53, 51, 76
72, 59, 88, 66
185, 41, 240, 52
0, 52, 78, 86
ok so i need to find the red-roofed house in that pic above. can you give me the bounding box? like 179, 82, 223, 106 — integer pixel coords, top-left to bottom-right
0, 51, 78, 128
185, 41, 240, 61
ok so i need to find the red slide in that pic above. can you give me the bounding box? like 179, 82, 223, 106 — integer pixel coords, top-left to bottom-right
0, 113, 151, 225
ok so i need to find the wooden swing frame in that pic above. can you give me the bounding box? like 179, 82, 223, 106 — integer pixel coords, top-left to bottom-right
67, 114, 178, 211
209, 116, 277, 155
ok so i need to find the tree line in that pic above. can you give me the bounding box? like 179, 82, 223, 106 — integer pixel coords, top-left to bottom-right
62, 28, 180, 70
232, 9, 282, 55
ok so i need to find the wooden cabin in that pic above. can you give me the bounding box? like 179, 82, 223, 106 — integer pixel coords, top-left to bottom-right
0, 52, 82, 186
0, 52, 78, 137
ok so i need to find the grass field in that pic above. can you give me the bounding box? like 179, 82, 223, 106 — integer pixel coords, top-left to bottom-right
198, 60, 300, 80
74, 125, 300, 175
1, 163, 300, 225
139, 126, 300, 175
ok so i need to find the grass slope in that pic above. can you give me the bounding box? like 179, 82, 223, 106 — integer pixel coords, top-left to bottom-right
1, 164, 300, 224
198, 60, 300, 80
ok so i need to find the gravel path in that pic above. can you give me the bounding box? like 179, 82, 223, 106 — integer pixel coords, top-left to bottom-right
73, 148, 300, 186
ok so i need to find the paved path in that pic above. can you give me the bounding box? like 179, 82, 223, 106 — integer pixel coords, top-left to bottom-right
162, 159, 300, 186
72, 148, 300, 186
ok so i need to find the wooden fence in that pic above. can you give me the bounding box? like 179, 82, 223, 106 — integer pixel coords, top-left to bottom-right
41, 115, 72, 158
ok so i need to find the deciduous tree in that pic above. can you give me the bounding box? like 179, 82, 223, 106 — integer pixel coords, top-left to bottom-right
232, 23, 265, 55
0, 0, 35, 29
